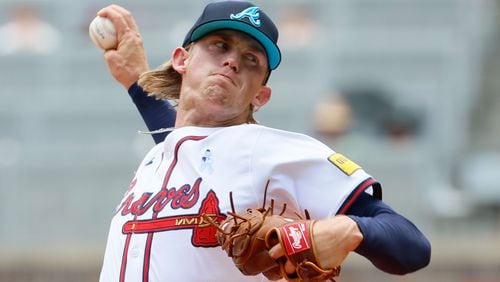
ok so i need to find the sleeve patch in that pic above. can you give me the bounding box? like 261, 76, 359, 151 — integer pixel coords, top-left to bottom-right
328, 153, 361, 176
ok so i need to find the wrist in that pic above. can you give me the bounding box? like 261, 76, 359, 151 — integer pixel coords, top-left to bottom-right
312, 215, 363, 268
317, 215, 363, 250
339, 215, 364, 251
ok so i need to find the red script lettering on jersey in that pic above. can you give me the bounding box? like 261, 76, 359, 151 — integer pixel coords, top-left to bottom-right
117, 177, 201, 216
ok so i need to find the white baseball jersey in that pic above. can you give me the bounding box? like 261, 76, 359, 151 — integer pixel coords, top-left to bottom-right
100, 124, 380, 282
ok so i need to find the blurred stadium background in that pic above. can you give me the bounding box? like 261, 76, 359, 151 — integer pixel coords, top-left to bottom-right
1, 0, 500, 281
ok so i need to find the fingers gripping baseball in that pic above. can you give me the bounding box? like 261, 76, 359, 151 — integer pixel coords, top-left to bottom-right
97, 5, 149, 89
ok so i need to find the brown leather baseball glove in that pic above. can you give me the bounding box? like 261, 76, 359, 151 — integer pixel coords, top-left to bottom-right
204, 190, 341, 281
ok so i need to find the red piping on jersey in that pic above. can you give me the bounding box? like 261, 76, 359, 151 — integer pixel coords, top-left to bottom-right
143, 135, 206, 282
119, 215, 137, 282
119, 135, 206, 282
337, 178, 382, 215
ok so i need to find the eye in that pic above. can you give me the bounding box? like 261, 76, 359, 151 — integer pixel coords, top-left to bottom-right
244, 53, 258, 65
214, 41, 228, 50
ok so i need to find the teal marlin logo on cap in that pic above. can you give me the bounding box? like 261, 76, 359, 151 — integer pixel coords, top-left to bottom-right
230, 7, 261, 27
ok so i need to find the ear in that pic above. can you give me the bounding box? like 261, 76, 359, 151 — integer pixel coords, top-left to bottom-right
251, 86, 272, 112
171, 47, 189, 74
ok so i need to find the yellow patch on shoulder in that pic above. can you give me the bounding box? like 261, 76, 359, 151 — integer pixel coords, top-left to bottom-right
328, 153, 361, 176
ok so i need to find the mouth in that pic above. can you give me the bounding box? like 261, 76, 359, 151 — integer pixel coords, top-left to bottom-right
213, 73, 236, 86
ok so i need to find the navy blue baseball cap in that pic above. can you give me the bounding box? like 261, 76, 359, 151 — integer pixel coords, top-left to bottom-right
183, 1, 281, 70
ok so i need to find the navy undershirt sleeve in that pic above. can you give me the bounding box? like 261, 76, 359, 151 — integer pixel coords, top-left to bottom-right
345, 192, 431, 275
128, 82, 176, 144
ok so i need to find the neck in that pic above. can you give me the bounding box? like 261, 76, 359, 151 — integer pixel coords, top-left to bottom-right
174, 110, 249, 128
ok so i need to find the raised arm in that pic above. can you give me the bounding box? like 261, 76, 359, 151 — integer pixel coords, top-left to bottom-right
128, 83, 176, 144
98, 5, 148, 89
97, 5, 176, 144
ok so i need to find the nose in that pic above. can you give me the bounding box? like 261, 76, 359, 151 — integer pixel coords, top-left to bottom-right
223, 52, 239, 73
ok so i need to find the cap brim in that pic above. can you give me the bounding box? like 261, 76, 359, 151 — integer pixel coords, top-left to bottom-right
191, 20, 281, 70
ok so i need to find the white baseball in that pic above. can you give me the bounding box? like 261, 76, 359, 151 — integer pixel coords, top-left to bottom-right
89, 16, 117, 50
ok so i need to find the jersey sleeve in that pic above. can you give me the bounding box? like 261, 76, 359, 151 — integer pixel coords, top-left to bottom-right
128, 82, 177, 144
251, 127, 381, 219
346, 192, 431, 274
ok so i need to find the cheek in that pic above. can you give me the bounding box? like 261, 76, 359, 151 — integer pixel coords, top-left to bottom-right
238, 89, 259, 108
186, 50, 211, 70
184, 61, 209, 87
244, 81, 265, 99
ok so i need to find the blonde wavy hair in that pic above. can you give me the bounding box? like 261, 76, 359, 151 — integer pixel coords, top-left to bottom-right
138, 60, 181, 101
